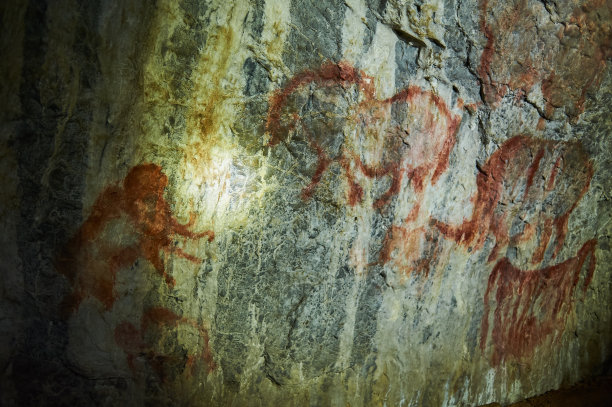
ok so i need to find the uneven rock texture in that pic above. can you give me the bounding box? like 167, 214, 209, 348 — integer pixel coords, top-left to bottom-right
508, 376, 612, 406
0, 0, 611, 406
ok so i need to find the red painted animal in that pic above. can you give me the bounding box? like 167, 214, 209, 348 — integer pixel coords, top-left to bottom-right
266, 61, 461, 209
481, 240, 597, 366
56, 164, 213, 313
436, 135, 593, 265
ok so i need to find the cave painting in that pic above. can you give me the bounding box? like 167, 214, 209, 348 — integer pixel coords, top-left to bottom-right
435, 135, 594, 265
114, 307, 216, 382
479, 0, 612, 120
378, 221, 444, 278
56, 163, 214, 313
267, 61, 461, 278
481, 240, 597, 366
435, 135, 597, 365
266, 61, 461, 210
268, 61, 599, 365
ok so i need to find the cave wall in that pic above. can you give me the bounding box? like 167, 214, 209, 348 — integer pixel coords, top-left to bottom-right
1, 0, 611, 405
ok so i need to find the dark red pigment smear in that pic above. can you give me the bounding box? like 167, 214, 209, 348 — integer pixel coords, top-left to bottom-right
339, 157, 364, 206
523, 147, 545, 200
387, 86, 462, 185
114, 307, 216, 381
352, 157, 403, 209
547, 155, 563, 190
480, 239, 597, 366
435, 135, 594, 265
266, 61, 461, 209
55, 163, 214, 314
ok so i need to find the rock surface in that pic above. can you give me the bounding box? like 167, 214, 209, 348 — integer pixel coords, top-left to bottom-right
1, 0, 611, 405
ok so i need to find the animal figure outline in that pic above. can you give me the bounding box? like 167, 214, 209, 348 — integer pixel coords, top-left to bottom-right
268, 62, 599, 366
266, 61, 461, 210
56, 163, 214, 313
267, 61, 462, 278
435, 135, 597, 365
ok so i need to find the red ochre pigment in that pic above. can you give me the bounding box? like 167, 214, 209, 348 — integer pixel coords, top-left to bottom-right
481, 240, 597, 366
266, 61, 461, 210
114, 307, 216, 381
266, 61, 372, 147
55, 163, 214, 313
267, 61, 462, 279
434, 135, 596, 365
378, 225, 443, 278
435, 135, 593, 265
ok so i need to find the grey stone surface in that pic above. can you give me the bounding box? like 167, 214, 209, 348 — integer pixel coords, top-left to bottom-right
0, 0, 610, 406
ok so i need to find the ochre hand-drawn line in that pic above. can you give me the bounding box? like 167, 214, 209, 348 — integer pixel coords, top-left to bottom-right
114, 307, 216, 382
266, 61, 462, 279
480, 240, 597, 366
479, 0, 611, 121
268, 61, 599, 364
266, 61, 462, 210
435, 135, 594, 265
434, 135, 596, 364
56, 163, 214, 313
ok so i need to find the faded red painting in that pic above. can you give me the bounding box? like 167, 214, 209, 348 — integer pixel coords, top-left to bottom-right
435, 135, 597, 365
114, 307, 216, 382
481, 240, 597, 366
267, 61, 599, 364
377, 223, 445, 278
479, 0, 612, 120
436, 135, 594, 264
56, 163, 214, 313
267, 61, 462, 278
266, 61, 461, 210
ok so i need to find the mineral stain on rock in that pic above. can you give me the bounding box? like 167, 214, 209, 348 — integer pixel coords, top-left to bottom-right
478, 0, 612, 120
56, 163, 214, 313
